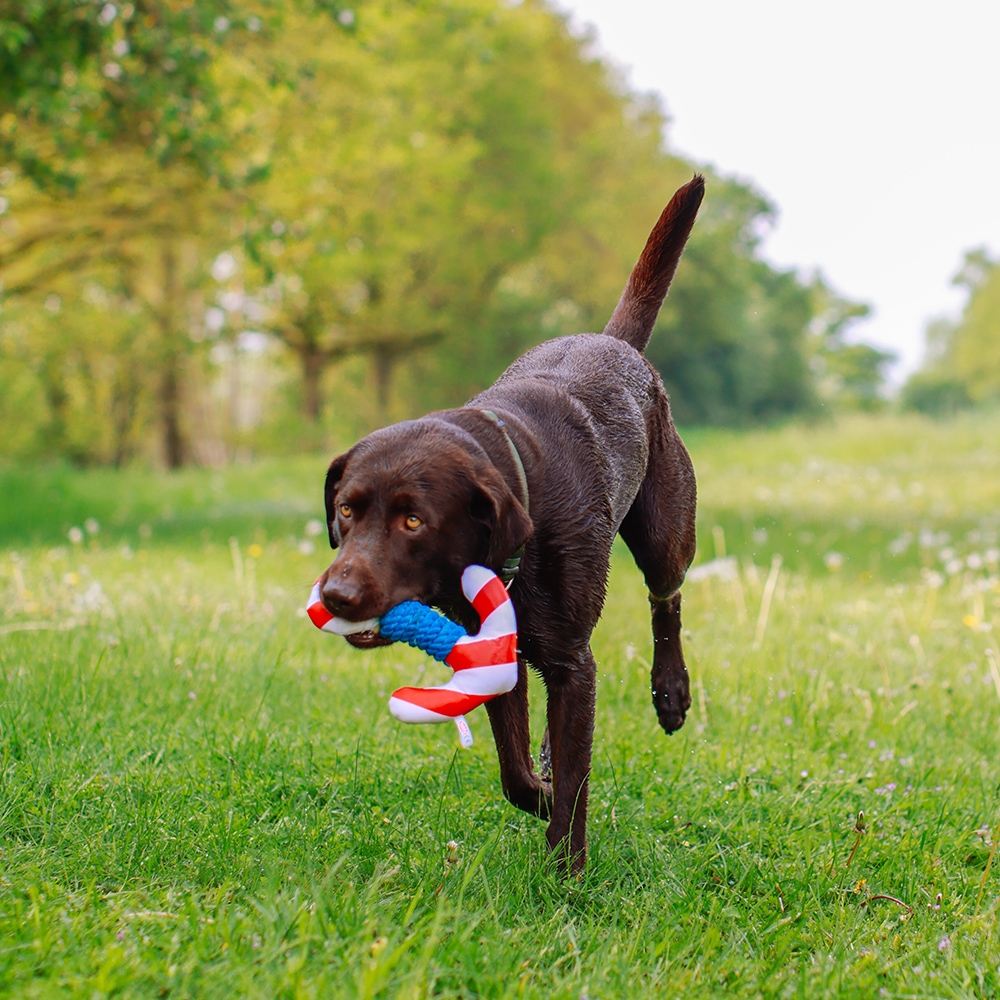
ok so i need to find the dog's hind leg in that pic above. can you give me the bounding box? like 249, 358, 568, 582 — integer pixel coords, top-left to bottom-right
618, 393, 697, 735
484, 657, 552, 819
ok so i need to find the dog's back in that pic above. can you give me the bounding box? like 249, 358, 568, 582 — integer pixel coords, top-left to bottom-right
471, 334, 655, 536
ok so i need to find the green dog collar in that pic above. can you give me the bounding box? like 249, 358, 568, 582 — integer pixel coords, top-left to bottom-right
479, 409, 529, 585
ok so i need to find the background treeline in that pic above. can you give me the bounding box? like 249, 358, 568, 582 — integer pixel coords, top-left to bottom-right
1, 0, 896, 468
902, 248, 1000, 417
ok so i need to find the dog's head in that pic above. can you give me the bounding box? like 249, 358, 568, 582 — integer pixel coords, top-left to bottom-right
317, 417, 532, 647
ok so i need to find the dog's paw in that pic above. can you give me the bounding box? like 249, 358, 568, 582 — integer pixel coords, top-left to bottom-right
651, 668, 691, 735
503, 775, 552, 820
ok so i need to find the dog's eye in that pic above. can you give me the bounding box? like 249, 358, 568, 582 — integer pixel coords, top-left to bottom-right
339, 504, 352, 519
404, 514, 422, 530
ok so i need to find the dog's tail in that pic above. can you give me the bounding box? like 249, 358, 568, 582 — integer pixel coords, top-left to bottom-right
602, 174, 705, 353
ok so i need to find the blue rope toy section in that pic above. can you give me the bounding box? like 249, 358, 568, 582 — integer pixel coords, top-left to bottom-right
379, 601, 467, 662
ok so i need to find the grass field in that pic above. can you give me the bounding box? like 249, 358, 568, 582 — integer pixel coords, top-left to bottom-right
1, 413, 999, 998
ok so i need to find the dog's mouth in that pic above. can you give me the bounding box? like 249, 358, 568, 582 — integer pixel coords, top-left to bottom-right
345, 629, 394, 649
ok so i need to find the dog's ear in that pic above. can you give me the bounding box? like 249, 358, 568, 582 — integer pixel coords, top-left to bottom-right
324, 451, 351, 549
469, 465, 533, 571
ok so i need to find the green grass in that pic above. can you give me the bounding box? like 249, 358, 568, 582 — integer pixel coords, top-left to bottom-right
1, 412, 999, 998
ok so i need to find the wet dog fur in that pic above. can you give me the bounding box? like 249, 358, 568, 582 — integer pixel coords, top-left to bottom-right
318, 176, 705, 871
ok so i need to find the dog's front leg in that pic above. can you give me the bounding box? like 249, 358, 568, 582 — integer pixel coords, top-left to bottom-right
543, 649, 596, 873
485, 657, 552, 819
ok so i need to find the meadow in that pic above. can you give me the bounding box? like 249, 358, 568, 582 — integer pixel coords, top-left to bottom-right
1, 412, 999, 998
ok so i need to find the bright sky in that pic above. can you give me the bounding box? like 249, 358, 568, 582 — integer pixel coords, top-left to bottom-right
559, 0, 1000, 378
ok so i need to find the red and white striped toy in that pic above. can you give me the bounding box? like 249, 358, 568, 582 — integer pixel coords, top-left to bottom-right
306, 565, 518, 747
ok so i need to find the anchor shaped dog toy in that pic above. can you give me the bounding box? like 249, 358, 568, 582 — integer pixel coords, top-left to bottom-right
306, 565, 518, 747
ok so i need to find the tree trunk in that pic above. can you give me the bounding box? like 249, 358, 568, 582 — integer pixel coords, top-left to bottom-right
40, 353, 70, 459
111, 357, 140, 467
157, 241, 184, 468
112, 272, 142, 467
160, 361, 183, 469
373, 343, 396, 424
301, 345, 326, 423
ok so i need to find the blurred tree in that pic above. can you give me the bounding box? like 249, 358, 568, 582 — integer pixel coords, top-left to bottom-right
0, 1, 281, 464
1, 0, 890, 466
948, 248, 1000, 402
806, 281, 892, 412
900, 370, 971, 417
401, 36, 696, 412
645, 180, 818, 424
401, 66, 875, 425
239, 0, 602, 423
816, 341, 895, 411
424, 156, 871, 426
903, 247, 1000, 415
0, 0, 272, 187
0, 273, 151, 464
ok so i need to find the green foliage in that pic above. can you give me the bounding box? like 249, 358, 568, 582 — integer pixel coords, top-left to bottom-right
949, 249, 1000, 403
807, 285, 891, 413
1, 0, 886, 466
901, 372, 972, 418
237, 0, 591, 421
0, 277, 153, 464
0, 0, 292, 465
905, 247, 1000, 413
648, 181, 818, 424
2, 414, 1000, 995
412, 164, 872, 427
0, 0, 269, 186
400, 67, 700, 413
817, 341, 895, 411
648, 186, 886, 425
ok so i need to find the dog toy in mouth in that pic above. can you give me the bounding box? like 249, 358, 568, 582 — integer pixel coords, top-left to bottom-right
306, 565, 518, 747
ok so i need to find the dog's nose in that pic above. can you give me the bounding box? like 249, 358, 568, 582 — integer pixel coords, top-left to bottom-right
321, 573, 365, 618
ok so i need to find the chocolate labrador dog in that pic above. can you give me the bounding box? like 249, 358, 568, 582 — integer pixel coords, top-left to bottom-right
318, 176, 704, 870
